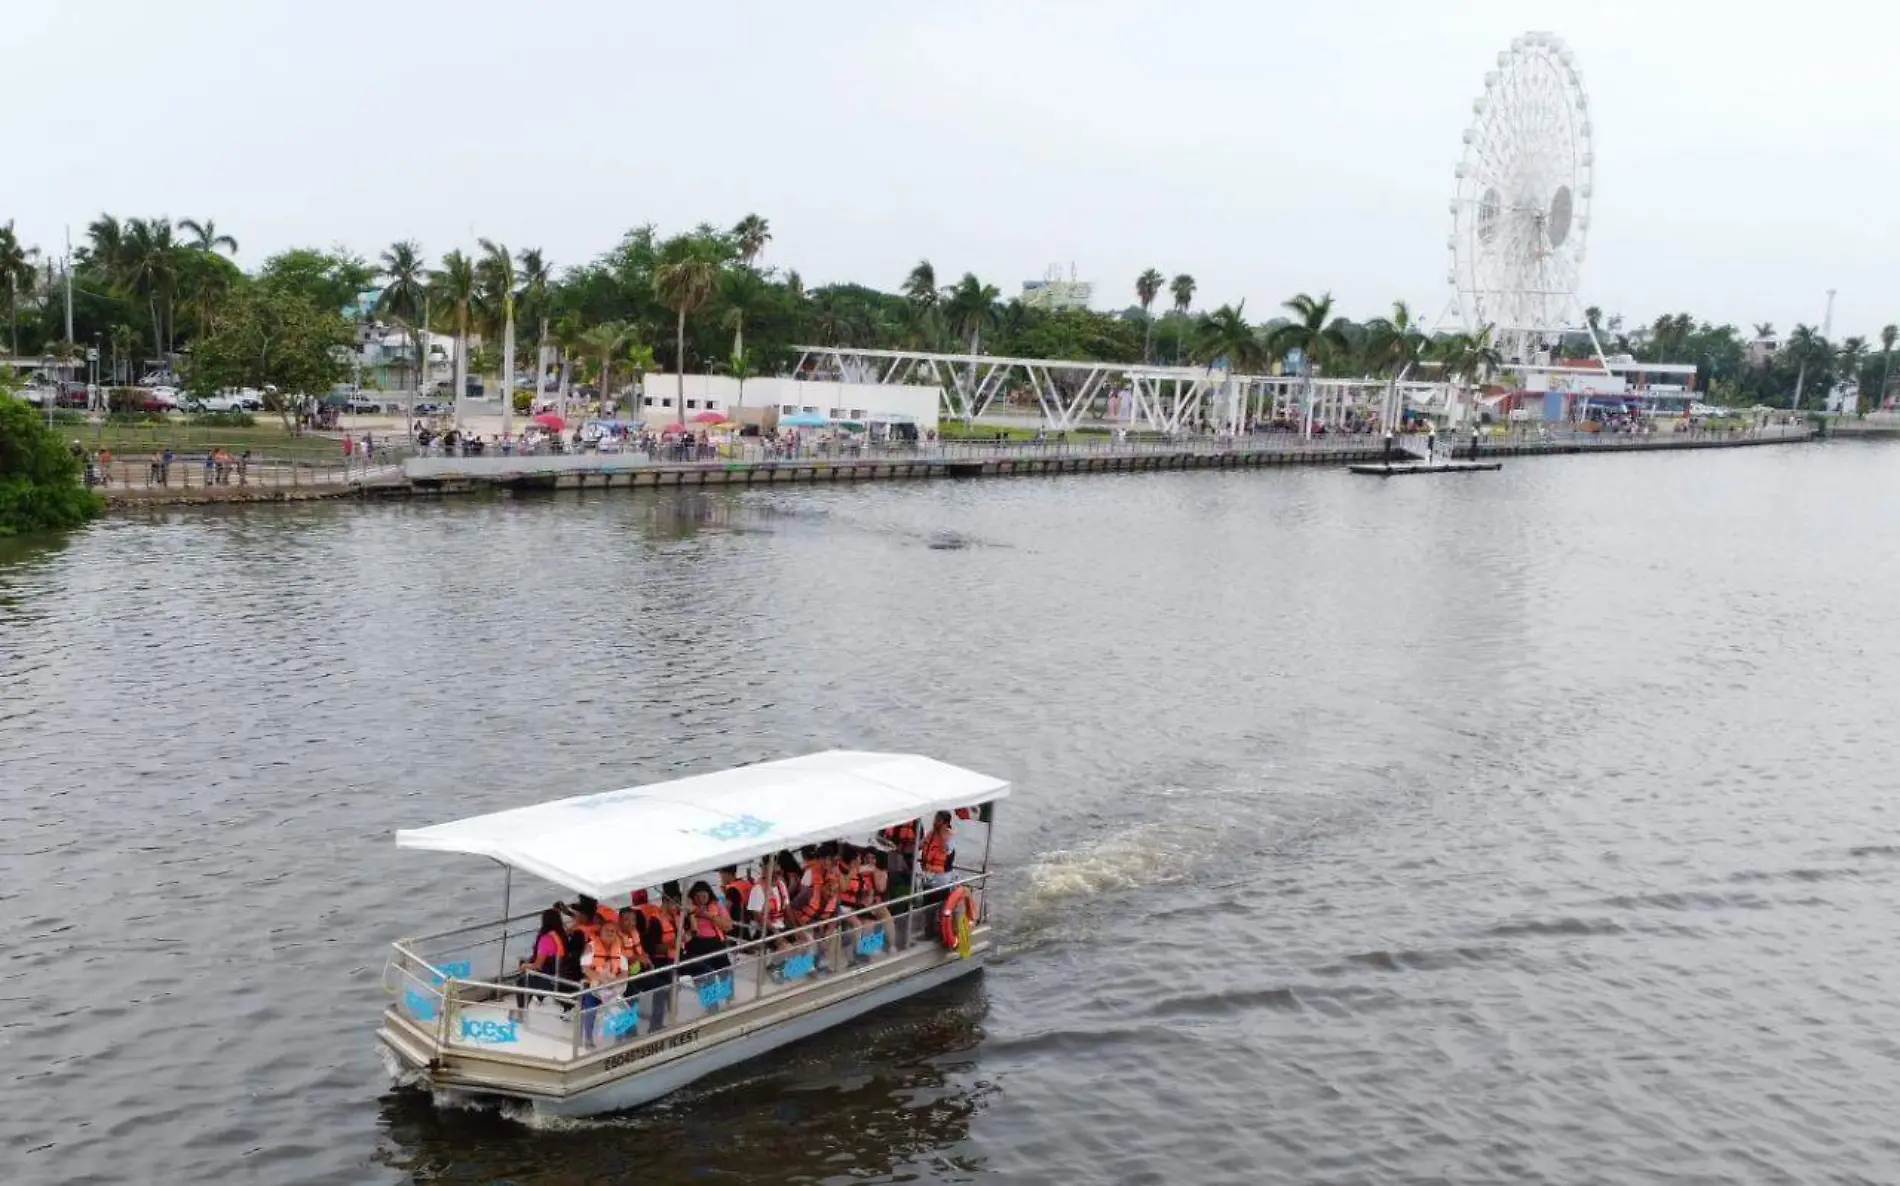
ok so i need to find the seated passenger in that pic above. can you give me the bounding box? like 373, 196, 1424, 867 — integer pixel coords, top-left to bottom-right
918, 811, 957, 891
749, 860, 791, 955
629, 887, 681, 1034
515, 908, 568, 1016
682, 881, 734, 1008
719, 865, 755, 939
579, 914, 638, 1047
838, 844, 896, 959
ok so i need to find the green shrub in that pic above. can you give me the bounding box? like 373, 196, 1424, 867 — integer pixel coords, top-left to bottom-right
185, 412, 257, 428
512, 389, 534, 414
0, 396, 105, 536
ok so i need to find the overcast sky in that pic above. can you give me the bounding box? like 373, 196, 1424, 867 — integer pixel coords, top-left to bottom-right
13, 0, 1897, 339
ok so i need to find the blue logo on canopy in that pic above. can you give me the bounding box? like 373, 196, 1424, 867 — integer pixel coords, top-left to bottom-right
700, 814, 774, 842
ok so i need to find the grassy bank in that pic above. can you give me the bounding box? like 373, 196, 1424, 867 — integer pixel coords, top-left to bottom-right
45, 416, 350, 461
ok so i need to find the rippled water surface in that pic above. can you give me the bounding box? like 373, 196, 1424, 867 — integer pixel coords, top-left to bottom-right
8, 441, 1900, 1185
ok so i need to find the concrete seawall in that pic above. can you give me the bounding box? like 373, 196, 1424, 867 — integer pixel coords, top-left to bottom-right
99, 427, 1820, 508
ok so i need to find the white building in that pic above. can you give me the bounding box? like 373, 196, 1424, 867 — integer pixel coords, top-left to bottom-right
638, 375, 939, 431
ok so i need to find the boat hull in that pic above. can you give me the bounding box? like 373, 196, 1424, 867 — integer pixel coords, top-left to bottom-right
536, 952, 982, 1117
379, 931, 991, 1118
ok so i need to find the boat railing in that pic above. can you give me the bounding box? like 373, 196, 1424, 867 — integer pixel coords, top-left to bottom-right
383, 868, 993, 1066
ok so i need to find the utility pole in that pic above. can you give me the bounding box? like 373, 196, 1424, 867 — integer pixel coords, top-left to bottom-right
1823, 289, 1836, 340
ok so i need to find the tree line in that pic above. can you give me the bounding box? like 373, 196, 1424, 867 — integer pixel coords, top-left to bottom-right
0, 214, 1885, 411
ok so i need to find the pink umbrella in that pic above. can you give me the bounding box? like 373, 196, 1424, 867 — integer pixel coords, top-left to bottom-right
691, 410, 727, 424
658, 422, 693, 436
533, 412, 566, 431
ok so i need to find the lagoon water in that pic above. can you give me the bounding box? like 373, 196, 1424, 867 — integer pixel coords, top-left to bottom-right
7, 440, 1900, 1185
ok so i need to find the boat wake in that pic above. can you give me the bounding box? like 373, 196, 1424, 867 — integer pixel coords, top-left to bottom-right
1002, 818, 1230, 955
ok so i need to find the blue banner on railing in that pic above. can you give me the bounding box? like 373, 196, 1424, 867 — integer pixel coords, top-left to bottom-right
427, 960, 472, 986
696, 977, 734, 1010
782, 951, 817, 980
402, 988, 438, 1022
855, 930, 886, 957
604, 1003, 640, 1038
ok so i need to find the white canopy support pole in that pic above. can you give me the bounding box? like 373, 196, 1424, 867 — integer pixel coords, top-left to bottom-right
496, 862, 513, 983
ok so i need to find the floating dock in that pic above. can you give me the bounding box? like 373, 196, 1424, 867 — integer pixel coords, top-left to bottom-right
1347, 460, 1503, 476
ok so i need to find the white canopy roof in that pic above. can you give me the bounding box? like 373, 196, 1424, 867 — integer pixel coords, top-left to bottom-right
395, 751, 1009, 900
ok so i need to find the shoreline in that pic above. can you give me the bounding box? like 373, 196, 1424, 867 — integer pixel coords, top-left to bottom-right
100, 426, 1818, 510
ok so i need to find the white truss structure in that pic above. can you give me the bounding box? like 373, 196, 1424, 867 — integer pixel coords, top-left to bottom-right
793, 345, 1448, 435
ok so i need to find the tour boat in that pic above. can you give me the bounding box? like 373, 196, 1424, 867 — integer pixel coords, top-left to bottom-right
376, 751, 1006, 1117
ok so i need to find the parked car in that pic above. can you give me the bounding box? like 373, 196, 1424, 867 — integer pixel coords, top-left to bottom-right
146, 386, 181, 410
412, 401, 447, 416
345, 395, 384, 414
18, 385, 52, 406
190, 389, 264, 413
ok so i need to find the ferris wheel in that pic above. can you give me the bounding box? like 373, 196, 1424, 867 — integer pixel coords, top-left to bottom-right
1448, 31, 1595, 365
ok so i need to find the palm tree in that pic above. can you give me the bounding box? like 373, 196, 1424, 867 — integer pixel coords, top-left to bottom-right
1881, 324, 1898, 410
729, 349, 757, 412
86, 214, 127, 276
578, 321, 632, 415
942, 274, 1000, 356
476, 239, 519, 435
903, 260, 937, 308
942, 274, 1000, 422
1787, 323, 1827, 410
0, 222, 36, 356
123, 217, 182, 360
429, 249, 477, 426
1366, 300, 1430, 430
1192, 303, 1262, 431
1169, 274, 1196, 317
1136, 268, 1164, 362
731, 214, 771, 269
1267, 292, 1352, 435
1433, 327, 1504, 424
1192, 303, 1260, 368
1584, 306, 1602, 334
376, 240, 428, 407
721, 265, 771, 359
516, 247, 553, 416
1840, 335, 1870, 411
654, 237, 722, 424
1753, 321, 1776, 343
179, 218, 238, 256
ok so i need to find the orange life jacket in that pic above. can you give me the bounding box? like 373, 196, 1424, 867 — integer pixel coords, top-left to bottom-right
840, 867, 878, 910
690, 903, 728, 941
585, 933, 633, 984
882, 822, 918, 851
724, 877, 754, 917
639, 903, 679, 960
921, 828, 952, 874
791, 863, 831, 926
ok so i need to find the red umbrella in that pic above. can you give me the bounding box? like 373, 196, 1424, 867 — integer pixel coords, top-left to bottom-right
533, 412, 566, 431
658, 422, 693, 436
691, 409, 727, 424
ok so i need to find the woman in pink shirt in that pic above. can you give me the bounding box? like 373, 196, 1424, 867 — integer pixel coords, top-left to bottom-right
515, 908, 568, 1014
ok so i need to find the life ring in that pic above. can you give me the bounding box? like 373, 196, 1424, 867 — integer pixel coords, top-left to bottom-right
939, 886, 980, 951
